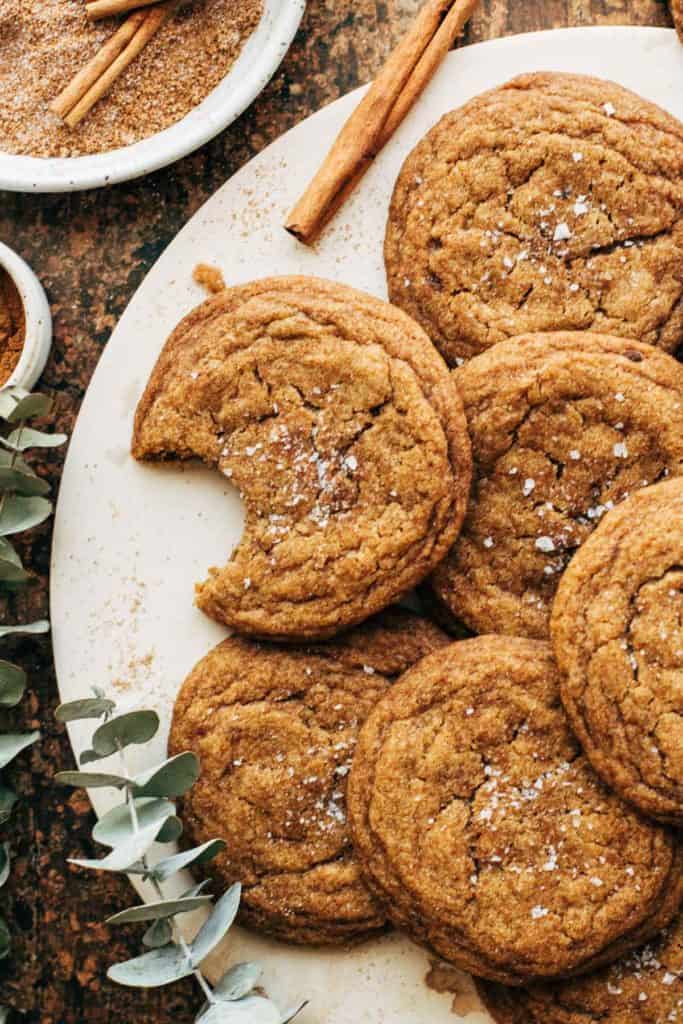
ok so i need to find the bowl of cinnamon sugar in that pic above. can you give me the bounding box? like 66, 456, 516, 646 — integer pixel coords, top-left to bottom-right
0, 0, 305, 193
0, 244, 52, 390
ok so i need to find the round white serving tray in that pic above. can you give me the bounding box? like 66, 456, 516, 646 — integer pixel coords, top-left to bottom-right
0, 242, 52, 390
0, 0, 305, 193
51, 26, 683, 1022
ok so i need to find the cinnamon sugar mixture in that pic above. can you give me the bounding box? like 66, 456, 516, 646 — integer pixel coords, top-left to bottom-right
0, 0, 263, 158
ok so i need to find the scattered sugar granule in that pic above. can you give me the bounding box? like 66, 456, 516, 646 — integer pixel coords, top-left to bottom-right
573, 201, 589, 216
572, 151, 583, 162
344, 454, 358, 471
663, 973, 677, 985
483, 536, 495, 548
243, 577, 251, 589
569, 282, 580, 292
523, 478, 536, 496
613, 442, 628, 459
465, 707, 474, 716
503, 256, 514, 269
639, 993, 648, 1002
531, 906, 548, 919
569, 449, 581, 460
615, 392, 625, 402
362, 665, 375, 675
590, 876, 604, 887
535, 536, 555, 553
607, 982, 623, 995
603, 102, 616, 116
553, 222, 571, 242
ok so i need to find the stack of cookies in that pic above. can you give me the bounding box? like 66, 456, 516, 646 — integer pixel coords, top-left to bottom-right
133, 72, 683, 1019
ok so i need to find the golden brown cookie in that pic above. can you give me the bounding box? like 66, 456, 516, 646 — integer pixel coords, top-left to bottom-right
430, 332, 683, 640
478, 910, 683, 1024
552, 478, 683, 826
168, 608, 449, 945
385, 72, 683, 366
673, 2, 683, 42
133, 276, 471, 640
347, 636, 682, 984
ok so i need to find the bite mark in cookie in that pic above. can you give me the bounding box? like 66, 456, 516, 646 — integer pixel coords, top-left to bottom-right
132, 276, 471, 640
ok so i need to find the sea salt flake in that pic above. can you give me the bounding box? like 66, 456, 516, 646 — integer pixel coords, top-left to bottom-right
573, 201, 589, 216
243, 577, 251, 589
604, 102, 616, 116
531, 905, 548, 919
572, 151, 583, 162
535, 536, 555, 553
553, 222, 571, 242
483, 536, 495, 548
569, 449, 581, 460
523, 478, 536, 496
613, 441, 628, 459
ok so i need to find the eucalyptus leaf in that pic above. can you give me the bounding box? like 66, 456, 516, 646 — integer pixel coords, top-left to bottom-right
0, 559, 30, 584
79, 749, 101, 765
108, 943, 194, 988
0, 916, 9, 960
0, 495, 51, 537
0, 538, 20, 565
55, 770, 130, 789
0, 731, 39, 770
150, 839, 226, 884
0, 786, 17, 824
6, 428, 67, 451
6, 393, 53, 422
93, 797, 176, 848
107, 895, 212, 925
0, 467, 50, 497
0, 844, 9, 888
198, 996, 281, 1024
69, 820, 164, 873
180, 880, 212, 899
0, 620, 49, 639
56, 697, 116, 723
280, 1001, 308, 1023
0, 1004, 10, 1023
143, 917, 173, 949
190, 883, 241, 967
0, 661, 26, 707
91, 710, 159, 756
133, 751, 200, 798
155, 815, 183, 844
213, 962, 261, 1002
0, 387, 28, 419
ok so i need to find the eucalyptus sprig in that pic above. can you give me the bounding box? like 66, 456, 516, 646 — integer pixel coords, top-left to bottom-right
0, 386, 66, 965
56, 696, 305, 1024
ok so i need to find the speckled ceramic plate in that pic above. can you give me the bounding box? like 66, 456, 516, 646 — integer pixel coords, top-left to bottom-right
0, 0, 305, 194
51, 26, 683, 1022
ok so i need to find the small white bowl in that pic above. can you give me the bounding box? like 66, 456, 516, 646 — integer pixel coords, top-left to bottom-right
0, 242, 52, 391
0, 0, 305, 194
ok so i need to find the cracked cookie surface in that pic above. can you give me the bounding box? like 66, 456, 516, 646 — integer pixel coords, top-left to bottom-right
552, 478, 683, 826
478, 909, 683, 1024
132, 276, 471, 640
168, 608, 448, 945
430, 332, 683, 640
347, 636, 682, 984
385, 72, 683, 366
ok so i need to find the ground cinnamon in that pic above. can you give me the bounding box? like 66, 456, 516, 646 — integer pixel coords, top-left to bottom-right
0, 269, 25, 386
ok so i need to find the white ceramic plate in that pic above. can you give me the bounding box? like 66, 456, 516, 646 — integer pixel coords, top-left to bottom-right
0, 0, 305, 193
51, 26, 683, 1022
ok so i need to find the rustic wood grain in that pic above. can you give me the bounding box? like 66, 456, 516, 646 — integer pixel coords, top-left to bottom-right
0, 1, 673, 1020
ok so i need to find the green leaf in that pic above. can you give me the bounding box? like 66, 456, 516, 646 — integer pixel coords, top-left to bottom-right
151, 839, 226, 884
0, 661, 26, 707
56, 697, 116, 723
143, 917, 173, 949
0, 620, 49, 639
0, 1004, 10, 1023
0, 731, 39, 770
0, 466, 50, 497
108, 943, 193, 988
0, 495, 51, 537
0, 786, 17, 824
280, 1002, 308, 1023
107, 895, 212, 925
93, 798, 177, 848
133, 751, 200, 798
180, 880, 212, 899
0, 558, 30, 585
0, 916, 9, 960
213, 962, 261, 1001
198, 997, 281, 1024
55, 770, 130, 789
6, 393, 53, 422
91, 710, 159, 757
5, 428, 67, 451
0, 538, 21, 565
0, 387, 28, 420
69, 820, 164, 873
0, 844, 9, 888
79, 749, 101, 765
156, 816, 183, 844
190, 884, 241, 967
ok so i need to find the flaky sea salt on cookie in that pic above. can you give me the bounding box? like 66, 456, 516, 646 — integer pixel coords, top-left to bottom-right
478, 910, 683, 1024
132, 275, 471, 640
552, 477, 683, 825
168, 608, 448, 945
347, 636, 682, 985
385, 72, 683, 366
430, 331, 683, 639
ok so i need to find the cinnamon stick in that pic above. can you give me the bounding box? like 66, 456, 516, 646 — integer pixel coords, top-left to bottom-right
50, 1, 177, 128
284, 0, 480, 245
85, 0, 161, 21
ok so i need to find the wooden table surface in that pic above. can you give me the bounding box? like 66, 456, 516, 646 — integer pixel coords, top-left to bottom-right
0, 1, 673, 1020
